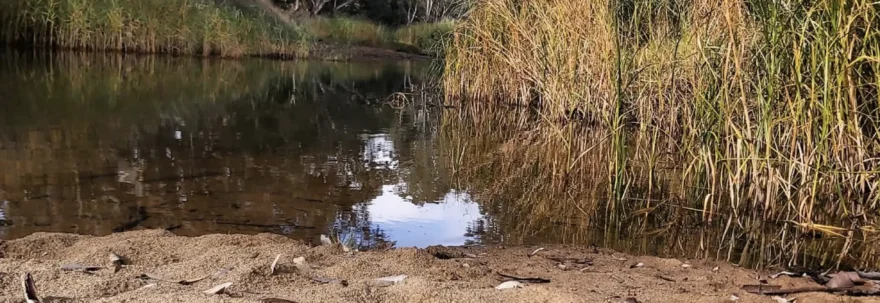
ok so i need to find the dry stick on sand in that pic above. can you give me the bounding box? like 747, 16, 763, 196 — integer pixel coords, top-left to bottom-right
139, 273, 210, 285
269, 254, 282, 276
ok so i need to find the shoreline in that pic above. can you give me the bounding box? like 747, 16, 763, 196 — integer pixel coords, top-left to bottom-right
0, 230, 865, 302
2, 43, 434, 62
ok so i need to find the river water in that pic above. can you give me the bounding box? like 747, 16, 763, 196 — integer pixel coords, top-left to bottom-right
0, 49, 875, 270
0, 50, 482, 248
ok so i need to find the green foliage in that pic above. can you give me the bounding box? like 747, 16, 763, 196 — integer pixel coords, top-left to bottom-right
0, 0, 310, 58
395, 20, 454, 57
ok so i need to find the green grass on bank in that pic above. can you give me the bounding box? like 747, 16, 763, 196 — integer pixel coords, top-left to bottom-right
0, 0, 452, 59
301, 17, 454, 57
0, 0, 310, 58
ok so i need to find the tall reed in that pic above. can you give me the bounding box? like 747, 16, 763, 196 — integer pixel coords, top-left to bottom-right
0, 0, 309, 58
444, 0, 880, 267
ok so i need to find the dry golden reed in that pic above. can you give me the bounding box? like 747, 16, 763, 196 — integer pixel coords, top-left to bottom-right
444, 0, 880, 268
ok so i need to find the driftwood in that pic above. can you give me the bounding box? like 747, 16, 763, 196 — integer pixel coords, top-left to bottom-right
745, 285, 880, 296
745, 271, 880, 296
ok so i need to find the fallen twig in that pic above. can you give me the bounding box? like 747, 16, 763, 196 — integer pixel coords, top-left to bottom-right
497, 273, 551, 284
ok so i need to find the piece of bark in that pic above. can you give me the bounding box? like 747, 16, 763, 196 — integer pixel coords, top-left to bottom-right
110, 252, 125, 273
60, 264, 103, 272
22, 273, 40, 303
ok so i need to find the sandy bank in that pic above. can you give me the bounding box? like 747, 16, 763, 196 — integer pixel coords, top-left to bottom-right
0, 230, 871, 303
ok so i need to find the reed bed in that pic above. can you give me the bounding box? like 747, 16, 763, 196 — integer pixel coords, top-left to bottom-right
444, 0, 880, 268
0, 0, 309, 58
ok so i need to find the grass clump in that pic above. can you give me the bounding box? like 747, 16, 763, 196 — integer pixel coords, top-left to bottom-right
0, 0, 310, 58
302, 17, 392, 46
444, 0, 880, 268
301, 16, 454, 57
395, 20, 455, 57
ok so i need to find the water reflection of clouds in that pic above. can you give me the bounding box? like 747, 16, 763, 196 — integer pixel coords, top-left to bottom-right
361, 185, 482, 248
328, 133, 485, 248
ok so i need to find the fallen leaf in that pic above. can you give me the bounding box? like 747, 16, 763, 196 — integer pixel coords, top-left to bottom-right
373, 275, 407, 287
681, 264, 692, 269
262, 298, 298, 303
269, 254, 282, 276
495, 281, 523, 290
630, 262, 645, 269
611, 254, 628, 261
729, 294, 739, 301
528, 247, 545, 257
771, 296, 796, 303
770, 271, 801, 279
713, 266, 720, 272
204, 282, 233, 295
320, 234, 333, 246
498, 273, 551, 283
22, 273, 40, 303
139, 273, 209, 285
312, 277, 348, 286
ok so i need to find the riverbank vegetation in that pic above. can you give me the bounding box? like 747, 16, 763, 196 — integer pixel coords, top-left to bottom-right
0, 0, 309, 58
443, 0, 880, 268
0, 0, 462, 58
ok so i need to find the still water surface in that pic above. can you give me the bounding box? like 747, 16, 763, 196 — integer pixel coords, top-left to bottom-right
0, 50, 480, 248
0, 50, 873, 270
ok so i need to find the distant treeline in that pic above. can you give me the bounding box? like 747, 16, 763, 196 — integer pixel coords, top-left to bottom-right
272, 0, 472, 25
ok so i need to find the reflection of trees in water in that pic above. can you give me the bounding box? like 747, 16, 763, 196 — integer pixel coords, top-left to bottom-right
0, 50, 451, 246
443, 108, 880, 270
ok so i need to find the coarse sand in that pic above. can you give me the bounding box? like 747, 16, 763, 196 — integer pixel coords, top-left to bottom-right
0, 230, 875, 303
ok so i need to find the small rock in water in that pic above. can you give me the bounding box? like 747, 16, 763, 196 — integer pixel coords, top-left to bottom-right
495, 281, 523, 290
